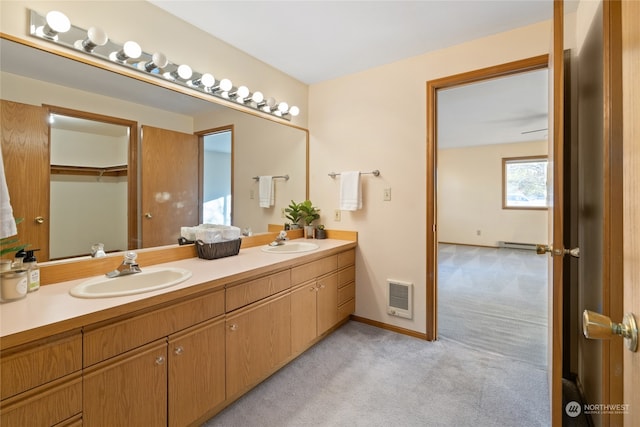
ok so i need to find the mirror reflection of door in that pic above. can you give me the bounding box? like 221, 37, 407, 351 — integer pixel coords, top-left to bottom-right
49, 114, 129, 259
141, 125, 198, 248
202, 128, 232, 226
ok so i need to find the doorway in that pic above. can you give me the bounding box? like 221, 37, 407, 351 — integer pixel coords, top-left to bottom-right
199, 126, 233, 226
434, 68, 550, 367
425, 55, 550, 342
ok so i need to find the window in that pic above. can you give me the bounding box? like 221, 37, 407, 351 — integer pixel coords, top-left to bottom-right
502, 156, 549, 209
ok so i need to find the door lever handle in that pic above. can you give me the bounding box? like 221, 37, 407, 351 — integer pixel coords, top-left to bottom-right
535, 244, 579, 258
583, 310, 638, 352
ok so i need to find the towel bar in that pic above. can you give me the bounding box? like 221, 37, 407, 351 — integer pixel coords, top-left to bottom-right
328, 170, 380, 179
252, 175, 290, 181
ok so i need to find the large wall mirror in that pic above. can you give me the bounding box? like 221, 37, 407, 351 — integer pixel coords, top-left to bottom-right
0, 36, 308, 262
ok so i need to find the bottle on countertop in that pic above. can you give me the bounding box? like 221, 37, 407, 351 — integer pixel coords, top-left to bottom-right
23, 249, 40, 292
13, 249, 26, 270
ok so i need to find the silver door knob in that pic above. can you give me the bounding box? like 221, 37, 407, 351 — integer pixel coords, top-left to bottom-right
583, 310, 638, 352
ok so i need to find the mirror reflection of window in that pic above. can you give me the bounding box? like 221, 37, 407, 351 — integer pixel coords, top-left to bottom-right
202, 130, 232, 225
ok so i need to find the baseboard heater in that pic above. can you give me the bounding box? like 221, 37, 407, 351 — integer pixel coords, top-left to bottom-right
498, 241, 537, 251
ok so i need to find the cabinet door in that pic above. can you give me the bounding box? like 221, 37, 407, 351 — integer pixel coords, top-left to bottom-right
317, 272, 339, 336
291, 281, 318, 354
226, 293, 291, 398
0, 100, 50, 260
168, 317, 225, 427
83, 340, 167, 427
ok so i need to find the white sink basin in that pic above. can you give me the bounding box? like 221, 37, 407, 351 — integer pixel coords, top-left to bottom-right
261, 241, 319, 254
69, 267, 192, 298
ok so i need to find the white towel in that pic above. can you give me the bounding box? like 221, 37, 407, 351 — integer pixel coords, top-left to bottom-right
0, 149, 17, 239
339, 171, 362, 211
259, 176, 274, 208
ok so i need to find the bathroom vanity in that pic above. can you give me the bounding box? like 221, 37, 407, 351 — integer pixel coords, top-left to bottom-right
0, 238, 356, 427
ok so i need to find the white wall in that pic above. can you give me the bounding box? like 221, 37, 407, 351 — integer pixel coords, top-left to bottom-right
438, 141, 548, 247
309, 21, 555, 334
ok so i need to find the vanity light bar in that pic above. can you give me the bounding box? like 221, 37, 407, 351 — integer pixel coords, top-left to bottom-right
28, 10, 300, 121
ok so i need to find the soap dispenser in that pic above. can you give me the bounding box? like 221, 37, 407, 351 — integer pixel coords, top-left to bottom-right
23, 249, 40, 292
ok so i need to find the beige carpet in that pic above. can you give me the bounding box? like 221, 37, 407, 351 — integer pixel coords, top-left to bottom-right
204, 321, 549, 427
437, 244, 548, 368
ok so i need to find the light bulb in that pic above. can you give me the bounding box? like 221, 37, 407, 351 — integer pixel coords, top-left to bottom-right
237, 86, 250, 99
266, 97, 276, 108
277, 102, 289, 113
110, 41, 141, 62
176, 64, 193, 80
74, 26, 108, 52
289, 106, 300, 117
38, 11, 71, 39
139, 52, 168, 72
251, 91, 264, 103
189, 73, 215, 89
220, 79, 233, 92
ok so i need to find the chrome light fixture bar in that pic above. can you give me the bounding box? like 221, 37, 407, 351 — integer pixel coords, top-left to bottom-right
28, 10, 299, 120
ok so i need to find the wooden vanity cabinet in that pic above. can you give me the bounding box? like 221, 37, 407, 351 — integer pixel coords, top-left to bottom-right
168, 317, 225, 427
0, 330, 82, 427
225, 292, 291, 400
83, 340, 168, 427
82, 290, 225, 427
290, 249, 356, 355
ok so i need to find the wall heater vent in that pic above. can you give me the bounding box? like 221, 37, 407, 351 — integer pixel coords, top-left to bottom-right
498, 241, 537, 251
387, 280, 413, 319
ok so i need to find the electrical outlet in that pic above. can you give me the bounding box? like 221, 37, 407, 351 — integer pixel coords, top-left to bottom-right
334, 209, 341, 222
383, 188, 392, 201
281, 208, 286, 218
249, 189, 255, 199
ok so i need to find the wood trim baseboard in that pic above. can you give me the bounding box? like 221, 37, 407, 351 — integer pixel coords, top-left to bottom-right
350, 315, 429, 341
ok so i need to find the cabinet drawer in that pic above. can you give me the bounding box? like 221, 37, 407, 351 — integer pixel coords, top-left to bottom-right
337, 282, 355, 306
84, 290, 224, 366
0, 372, 82, 427
226, 270, 291, 312
337, 265, 355, 288
291, 255, 337, 285
337, 249, 355, 269
338, 298, 356, 320
1, 330, 82, 400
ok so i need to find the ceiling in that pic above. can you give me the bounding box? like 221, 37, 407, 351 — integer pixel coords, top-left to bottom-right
148, 0, 559, 85
147, 0, 560, 147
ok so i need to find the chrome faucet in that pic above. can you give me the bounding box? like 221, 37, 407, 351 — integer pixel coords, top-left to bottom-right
269, 230, 288, 246
106, 251, 142, 278
91, 243, 106, 258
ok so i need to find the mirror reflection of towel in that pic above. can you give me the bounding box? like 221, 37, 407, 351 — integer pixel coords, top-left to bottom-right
339, 171, 362, 211
259, 176, 274, 208
0, 149, 17, 238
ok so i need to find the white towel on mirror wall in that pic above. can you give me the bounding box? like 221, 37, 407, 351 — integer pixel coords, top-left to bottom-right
339, 171, 362, 211
259, 176, 274, 208
0, 149, 17, 238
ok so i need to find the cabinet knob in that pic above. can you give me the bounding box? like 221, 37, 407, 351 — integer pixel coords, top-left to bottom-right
174, 346, 184, 356
35, 216, 46, 224
144, 212, 153, 219
155, 355, 165, 365
229, 324, 238, 331
319, 284, 326, 289
311, 286, 317, 292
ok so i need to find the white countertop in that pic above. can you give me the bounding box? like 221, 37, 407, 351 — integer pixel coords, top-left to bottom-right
0, 239, 355, 343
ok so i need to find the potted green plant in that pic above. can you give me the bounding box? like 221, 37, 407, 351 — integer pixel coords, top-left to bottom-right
284, 200, 303, 229
315, 224, 327, 240
299, 200, 320, 238
0, 218, 28, 270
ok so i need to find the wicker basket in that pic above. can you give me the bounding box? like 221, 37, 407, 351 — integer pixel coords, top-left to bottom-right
195, 238, 242, 260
